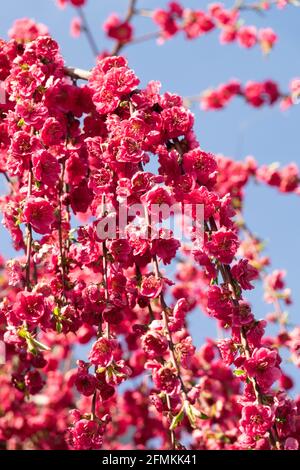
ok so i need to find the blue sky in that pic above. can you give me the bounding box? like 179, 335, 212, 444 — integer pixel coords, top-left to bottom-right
0, 1, 299, 381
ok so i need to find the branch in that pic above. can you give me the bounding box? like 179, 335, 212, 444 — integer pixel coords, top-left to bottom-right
77, 7, 99, 57
111, 0, 138, 56
64, 66, 91, 81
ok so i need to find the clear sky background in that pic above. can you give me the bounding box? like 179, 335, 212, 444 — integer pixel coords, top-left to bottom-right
0, 1, 299, 383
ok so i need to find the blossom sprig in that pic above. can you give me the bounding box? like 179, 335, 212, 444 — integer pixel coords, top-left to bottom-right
184, 78, 300, 111
0, 25, 300, 450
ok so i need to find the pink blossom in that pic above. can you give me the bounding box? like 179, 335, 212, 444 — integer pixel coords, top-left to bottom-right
69, 418, 105, 450
8, 18, 48, 42
244, 347, 281, 390
70, 17, 82, 38
32, 150, 60, 186
142, 330, 168, 358
23, 197, 55, 234
206, 228, 239, 264
140, 275, 163, 299
88, 337, 118, 367
231, 259, 259, 290
103, 14, 133, 44
240, 404, 275, 437
183, 149, 217, 185
152, 365, 181, 395
74, 371, 97, 396
237, 26, 257, 48
41, 117, 66, 147
13, 291, 51, 326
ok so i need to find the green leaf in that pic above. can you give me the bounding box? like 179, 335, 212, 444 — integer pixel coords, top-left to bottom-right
170, 407, 185, 431
233, 369, 245, 377
56, 321, 63, 334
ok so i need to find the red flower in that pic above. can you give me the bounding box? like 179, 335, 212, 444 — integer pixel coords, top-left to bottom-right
152, 365, 181, 395
23, 197, 55, 234
142, 330, 168, 358
103, 14, 133, 44
183, 149, 217, 185
32, 150, 60, 186
74, 371, 97, 397
237, 26, 257, 48
140, 275, 163, 299
88, 337, 118, 367
13, 291, 51, 326
240, 404, 275, 437
231, 259, 259, 290
244, 347, 281, 390
206, 228, 239, 264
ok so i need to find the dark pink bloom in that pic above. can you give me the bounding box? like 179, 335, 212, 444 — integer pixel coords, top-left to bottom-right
32, 150, 60, 186
231, 259, 259, 290
140, 275, 163, 299
162, 106, 194, 138
69, 419, 105, 450
41, 117, 66, 147
23, 197, 55, 234
206, 228, 239, 264
13, 291, 51, 326
240, 404, 275, 437
141, 331, 168, 358
152, 365, 181, 395
103, 14, 133, 43
237, 26, 257, 48
88, 337, 118, 367
183, 149, 217, 185
244, 347, 281, 390
8, 18, 48, 42
74, 371, 97, 396
24, 370, 44, 395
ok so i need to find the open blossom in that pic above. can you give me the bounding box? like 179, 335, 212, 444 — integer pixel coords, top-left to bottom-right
237, 26, 257, 48
152, 365, 181, 395
231, 259, 259, 290
161, 106, 194, 138
41, 117, 66, 147
68, 418, 105, 450
88, 337, 118, 367
142, 330, 168, 358
206, 228, 239, 264
23, 197, 55, 234
240, 404, 275, 437
103, 14, 133, 43
140, 275, 163, 299
8, 18, 48, 42
183, 149, 217, 185
74, 370, 97, 397
207, 285, 233, 322
32, 150, 60, 186
244, 347, 281, 390
258, 28, 277, 53
13, 291, 51, 326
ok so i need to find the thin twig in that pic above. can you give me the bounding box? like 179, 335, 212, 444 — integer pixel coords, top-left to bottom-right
77, 7, 99, 57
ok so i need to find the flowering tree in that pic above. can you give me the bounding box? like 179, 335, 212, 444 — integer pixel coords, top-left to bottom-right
0, 0, 300, 451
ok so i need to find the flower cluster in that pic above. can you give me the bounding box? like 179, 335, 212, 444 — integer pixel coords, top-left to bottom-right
0, 10, 299, 451
151, 2, 277, 53
186, 78, 300, 111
